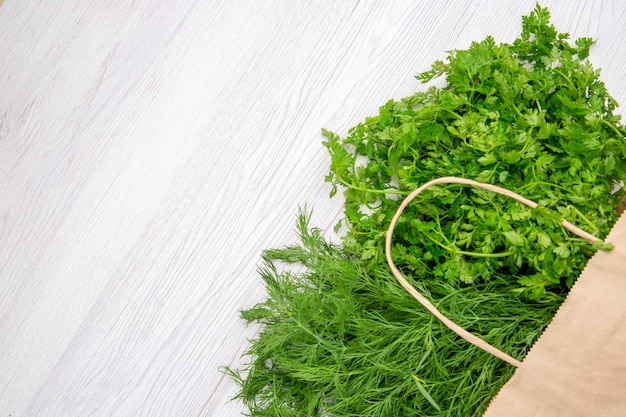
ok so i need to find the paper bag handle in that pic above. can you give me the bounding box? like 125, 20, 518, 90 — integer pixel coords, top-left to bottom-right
385, 176, 608, 367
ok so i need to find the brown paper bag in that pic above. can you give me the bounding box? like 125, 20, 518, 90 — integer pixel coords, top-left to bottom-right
483, 210, 626, 416
385, 177, 626, 416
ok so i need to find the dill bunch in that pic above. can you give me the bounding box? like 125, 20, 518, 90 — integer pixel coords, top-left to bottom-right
226, 214, 562, 416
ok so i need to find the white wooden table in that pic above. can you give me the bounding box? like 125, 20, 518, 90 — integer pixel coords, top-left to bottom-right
1, 1, 624, 416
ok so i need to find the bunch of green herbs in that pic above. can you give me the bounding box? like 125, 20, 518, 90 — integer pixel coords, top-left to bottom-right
227, 5, 625, 416
324, 4, 625, 299
227, 214, 563, 416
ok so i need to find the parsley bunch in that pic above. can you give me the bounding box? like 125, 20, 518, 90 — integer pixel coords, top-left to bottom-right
228, 5, 626, 416
324, 4, 625, 299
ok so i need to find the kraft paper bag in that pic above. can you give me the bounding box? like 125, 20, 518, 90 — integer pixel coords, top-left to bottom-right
484, 211, 626, 416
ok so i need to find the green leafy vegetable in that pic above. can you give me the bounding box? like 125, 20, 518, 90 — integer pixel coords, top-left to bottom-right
228, 5, 626, 416
226, 213, 562, 416
323, 4, 625, 299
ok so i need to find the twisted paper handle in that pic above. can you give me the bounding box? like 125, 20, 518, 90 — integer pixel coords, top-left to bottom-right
385, 176, 606, 367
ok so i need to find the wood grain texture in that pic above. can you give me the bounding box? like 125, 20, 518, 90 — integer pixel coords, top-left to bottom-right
0, 1, 624, 416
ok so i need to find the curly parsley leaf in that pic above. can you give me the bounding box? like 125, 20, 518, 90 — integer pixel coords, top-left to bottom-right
324, 3, 626, 299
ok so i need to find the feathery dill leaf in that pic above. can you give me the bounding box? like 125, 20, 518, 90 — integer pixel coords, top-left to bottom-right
227, 213, 562, 416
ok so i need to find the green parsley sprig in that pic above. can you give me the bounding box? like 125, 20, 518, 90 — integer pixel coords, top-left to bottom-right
323, 4, 625, 299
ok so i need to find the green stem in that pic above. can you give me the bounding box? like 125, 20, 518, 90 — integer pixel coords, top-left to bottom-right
457, 249, 516, 258
424, 234, 514, 258
336, 175, 408, 195
554, 68, 577, 91
440, 106, 463, 120
600, 118, 624, 138
434, 213, 453, 246
567, 205, 598, 234
514, 180, 573, 195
